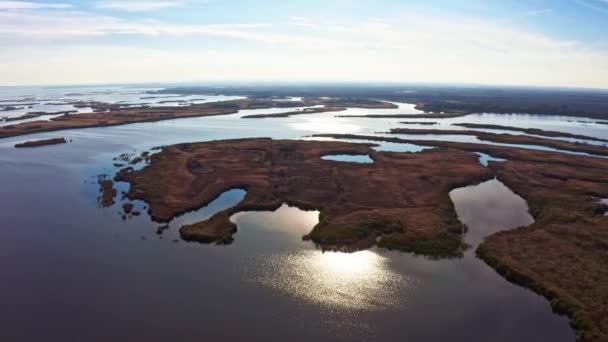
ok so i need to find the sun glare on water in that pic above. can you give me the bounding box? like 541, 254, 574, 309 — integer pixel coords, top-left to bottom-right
236, 205, 415, 312
250, 249, 413, 311
289, 117, 362, 134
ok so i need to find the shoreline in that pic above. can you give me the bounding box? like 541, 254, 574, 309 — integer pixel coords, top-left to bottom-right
0, 97, 395, 140
113, 138, 493, 257
311, 133, 608, 340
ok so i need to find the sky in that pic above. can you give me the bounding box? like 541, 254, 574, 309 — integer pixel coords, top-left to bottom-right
0, 0, 607, 88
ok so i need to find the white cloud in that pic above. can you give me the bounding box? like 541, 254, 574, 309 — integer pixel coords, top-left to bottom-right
96, 1, 185, 12
0, 10, 272, 39
0, 1, 71, 9
0, 7, 606, 88
2, 42, 606, 89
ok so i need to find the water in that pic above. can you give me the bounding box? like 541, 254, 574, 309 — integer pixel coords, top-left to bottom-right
0, 85, 244, 124
321, 154, 374, 163
443, 113, 608, 141
386, 133, 608, 158
476, 152, 507, 167
338, 101, 425, 115
0, 86, 586, 341
450, 179, 535, 246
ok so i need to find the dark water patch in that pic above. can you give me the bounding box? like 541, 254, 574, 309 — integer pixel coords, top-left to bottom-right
450, 178, 534, 247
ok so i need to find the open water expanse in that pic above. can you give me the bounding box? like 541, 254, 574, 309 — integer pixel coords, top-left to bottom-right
3, 85, 605, 341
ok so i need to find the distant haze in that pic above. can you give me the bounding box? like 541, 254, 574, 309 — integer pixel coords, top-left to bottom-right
1, 0, 607, 88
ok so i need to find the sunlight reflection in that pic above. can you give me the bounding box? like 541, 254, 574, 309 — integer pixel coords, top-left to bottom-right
252, 250, 412, 311
231, 204, 319, 238
237, 205, 414, 312
288, 117, 362, 134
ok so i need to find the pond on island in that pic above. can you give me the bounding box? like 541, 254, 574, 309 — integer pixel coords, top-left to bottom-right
321, 154, 374, 163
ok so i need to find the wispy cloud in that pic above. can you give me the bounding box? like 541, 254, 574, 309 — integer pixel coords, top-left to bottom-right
288, 16, 314, 27
0, 1, 71, 9
576, 0, 608, 14
0, 8, 584, 53
521, 8, 552, 16
0, 9, 272, 39
96, 1, 185, 12
0, 4, 606, 88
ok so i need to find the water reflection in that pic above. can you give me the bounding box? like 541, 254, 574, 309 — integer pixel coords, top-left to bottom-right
475, 152, 507, 167
0, 145, 574, 341
321, 154, 374, 163
0, 86, 582, 341
306, 137, 433, 153
288, 116, 362, 134
450, 179, 534, 246
169, 189, 247, 230
235, 205, 411, 312
253, 250, 410, 312
370, 141, 432, 153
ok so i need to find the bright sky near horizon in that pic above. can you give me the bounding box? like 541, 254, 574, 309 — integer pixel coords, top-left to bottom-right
0, 0, 607, 88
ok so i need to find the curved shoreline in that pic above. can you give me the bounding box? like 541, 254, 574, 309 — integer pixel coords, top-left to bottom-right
0, 97, 397, 140
386, 128, 608, 157
100, 134, 608, 339
14, 137, 67, 148
452, 123, 608, 143
113, 138, 493, 257
311, 133, 608, 341
336, 112, 469, 119
241, 106, 345, 118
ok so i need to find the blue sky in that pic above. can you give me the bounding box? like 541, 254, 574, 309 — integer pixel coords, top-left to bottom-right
0, 0, 607, 87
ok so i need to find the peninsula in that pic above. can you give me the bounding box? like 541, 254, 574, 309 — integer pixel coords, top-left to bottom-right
0, 98, 393, 139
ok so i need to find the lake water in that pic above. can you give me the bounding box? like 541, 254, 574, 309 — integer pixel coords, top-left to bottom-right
476, 152, 507, 167
0, 85, 590, 341
321, 154, 375, 163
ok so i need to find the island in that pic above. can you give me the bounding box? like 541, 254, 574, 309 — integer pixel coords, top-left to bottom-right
14, 137, 67, 148
310, 133, 608, 341
386, 128, 608, 156
241, 106, 345, 118
337, 112, 469, 119
114, 138, 493, 256
0, 97, 395, 139
99, 135, 608, 340
452, 123, 608, 143
158, 85, 608, 119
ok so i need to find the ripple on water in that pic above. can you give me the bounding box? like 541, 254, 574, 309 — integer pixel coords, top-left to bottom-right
248, 250, 414, 312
